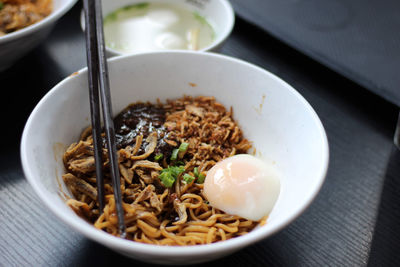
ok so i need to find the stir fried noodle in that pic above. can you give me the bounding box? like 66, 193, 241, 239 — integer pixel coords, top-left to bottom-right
63, 96, 266, 245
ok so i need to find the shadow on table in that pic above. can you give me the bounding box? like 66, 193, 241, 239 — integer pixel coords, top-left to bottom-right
368, 146, 400, 266
68, 235, 295, 267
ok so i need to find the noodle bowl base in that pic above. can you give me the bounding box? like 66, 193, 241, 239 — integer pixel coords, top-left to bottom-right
21, 51, 329, 264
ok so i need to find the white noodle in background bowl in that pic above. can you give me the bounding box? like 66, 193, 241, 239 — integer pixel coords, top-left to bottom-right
0, 0, 78, 71
21, 51, 329, 265
80, 0, 235, 56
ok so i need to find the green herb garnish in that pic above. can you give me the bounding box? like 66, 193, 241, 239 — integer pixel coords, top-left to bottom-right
177, 142, 189, 159
193, 167, 199, 178
193, 167, 205, 183
193, 11, 208, 26
0, 2, 4, 11
105, 2, 149, 24
179, 142, 189, 152
175, 160, 185, 166
183, 173, 195, 184
159, 166, 185, 187
133, 2, 149, 9
193, 11, 215, 40
122, 2, 149, 11
170, 148, 179, 161
154, 153, 163, 161
165, 165, 185, 177
104, 12, 118, 23
159, 171, 175, 188
197, 173, 206, 184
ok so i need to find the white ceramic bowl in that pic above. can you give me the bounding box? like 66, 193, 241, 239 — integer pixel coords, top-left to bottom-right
21, 51, 329, 265
80, 0, 235, 56
0, 0, 78, 71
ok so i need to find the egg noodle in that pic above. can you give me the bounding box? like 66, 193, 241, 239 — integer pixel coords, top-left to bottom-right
63, 96, 267, 245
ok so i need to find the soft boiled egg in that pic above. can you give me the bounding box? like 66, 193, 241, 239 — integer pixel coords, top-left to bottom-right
204, 154, 280, 221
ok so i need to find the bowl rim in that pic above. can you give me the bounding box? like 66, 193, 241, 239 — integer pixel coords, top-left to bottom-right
0, 0, 79, 43
20, 51, 329, 257
80, 0, 235, 55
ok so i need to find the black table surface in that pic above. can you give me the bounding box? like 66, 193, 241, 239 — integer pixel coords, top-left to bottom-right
229, 0, 400, 107
1, 3, 400, 267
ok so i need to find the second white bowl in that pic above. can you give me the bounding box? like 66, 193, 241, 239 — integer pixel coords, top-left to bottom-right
81, 0, 235, 56
0, 0, 78, 71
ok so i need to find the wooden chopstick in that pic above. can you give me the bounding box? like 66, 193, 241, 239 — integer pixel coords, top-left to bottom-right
83, 0, 126, 238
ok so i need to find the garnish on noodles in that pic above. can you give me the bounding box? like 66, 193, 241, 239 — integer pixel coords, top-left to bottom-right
62, 96, 274, 246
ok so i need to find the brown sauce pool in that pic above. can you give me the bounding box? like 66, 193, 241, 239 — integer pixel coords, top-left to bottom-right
114, 103, 173, 158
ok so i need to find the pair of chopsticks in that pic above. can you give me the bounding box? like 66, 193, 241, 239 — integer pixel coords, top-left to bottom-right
83, 0, 126, 237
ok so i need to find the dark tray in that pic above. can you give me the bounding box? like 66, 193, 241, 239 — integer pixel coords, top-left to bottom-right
0, 3, 399, 266
230, 0, 400, 107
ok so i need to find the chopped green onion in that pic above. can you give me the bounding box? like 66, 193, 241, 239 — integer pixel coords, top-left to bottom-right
122, 2, 149, 11
162, 165, 184, 177
178, 142, 189, 159
179, 142, 189, 152
183, 174, 195, 184
193, 11, 208, 26
175, 160, 185, 166
154, 153, 163, 161
170, 148, 179, 161
134, 2, 149, 9
197, 173, 206, 184
193, 167, 199, 178
0, 2, 4, 10
159, 171, 175, 188
105, 12, 117, 23
159, 166, 185, 187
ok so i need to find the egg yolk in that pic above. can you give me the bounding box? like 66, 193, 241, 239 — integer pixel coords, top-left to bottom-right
204, 154, 280, 221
